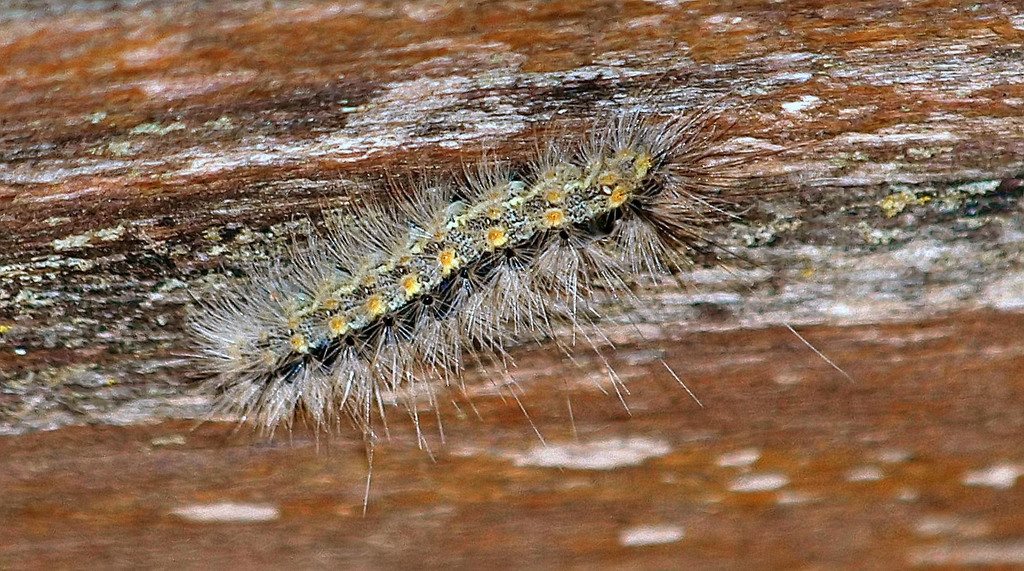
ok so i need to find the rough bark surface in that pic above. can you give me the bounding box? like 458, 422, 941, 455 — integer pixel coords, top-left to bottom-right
2, 0, 1024, 568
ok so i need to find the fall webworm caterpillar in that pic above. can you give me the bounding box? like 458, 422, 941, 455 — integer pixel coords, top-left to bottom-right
187, 102, 834, 453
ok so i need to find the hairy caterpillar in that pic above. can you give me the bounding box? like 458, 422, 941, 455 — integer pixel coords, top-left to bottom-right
188, 106, 779, 443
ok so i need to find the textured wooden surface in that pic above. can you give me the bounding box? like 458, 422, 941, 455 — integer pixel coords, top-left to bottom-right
4, 312, 1024, 568
2, 0, 1024, 568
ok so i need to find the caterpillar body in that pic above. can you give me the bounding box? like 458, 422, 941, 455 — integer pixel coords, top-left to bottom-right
189, 108, 758, 440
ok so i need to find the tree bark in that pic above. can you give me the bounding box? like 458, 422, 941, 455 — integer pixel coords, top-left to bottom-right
2, 0, 1024, 567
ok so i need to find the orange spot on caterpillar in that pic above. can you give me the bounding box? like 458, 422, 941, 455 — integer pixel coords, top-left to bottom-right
400, 274, 422, 297
485, 226, 508, 248
543, 208, 566, 228
609, 185, 630, 208
634, 151, 654, 177
289, 334, 309, 354
328, 315, 348, 337
438, 248, 458, 276
366, 294, 386, 317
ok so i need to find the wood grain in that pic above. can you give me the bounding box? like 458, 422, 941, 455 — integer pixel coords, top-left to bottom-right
1, 0, 1024, 568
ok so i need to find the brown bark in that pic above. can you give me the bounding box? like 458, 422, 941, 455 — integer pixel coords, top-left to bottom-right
2, 0, 1024, 567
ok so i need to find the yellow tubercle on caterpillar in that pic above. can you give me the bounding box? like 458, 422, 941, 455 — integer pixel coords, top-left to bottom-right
438, 247, 459, 276
323, 298, 340, 311
485, 226, 508, 249
366, 294, 387, 318
608, 185, 630, 208
289, 333, 309, 354
400, 273, 422, 298
327, 314, 348, 337
633, 151, 654, 177
486, 206, 503, 220
542, 208, 566, 228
